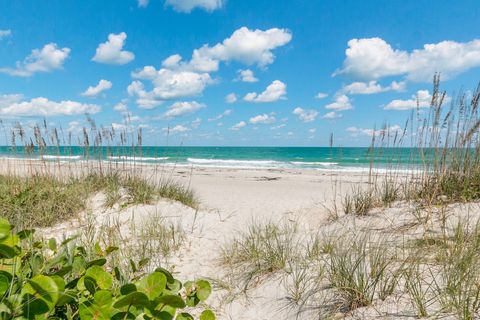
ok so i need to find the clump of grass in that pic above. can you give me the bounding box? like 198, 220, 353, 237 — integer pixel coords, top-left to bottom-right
157, 179, 199, 209
404, 261, 436, 318
434, 220, 480, 319
81, 212, 186, 279
343, 187, 375, 216
221, 221, 298, 290
0, 171, 198, 230
0, 174, 90, 229
325, 235, 399, 312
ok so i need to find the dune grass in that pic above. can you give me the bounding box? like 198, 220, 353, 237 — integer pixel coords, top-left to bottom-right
221, 221, 299, 291
0, 171, 197, 230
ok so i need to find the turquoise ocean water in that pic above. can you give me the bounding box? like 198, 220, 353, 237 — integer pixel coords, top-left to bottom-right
0, 146, 424, 171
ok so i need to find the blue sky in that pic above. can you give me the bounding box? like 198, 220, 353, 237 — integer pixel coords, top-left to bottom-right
0, 0, 479, 146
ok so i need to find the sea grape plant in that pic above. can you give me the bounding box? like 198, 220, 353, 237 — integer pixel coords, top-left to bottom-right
0, 218, 215, 319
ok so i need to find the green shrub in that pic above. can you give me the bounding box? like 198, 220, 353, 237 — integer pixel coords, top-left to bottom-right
0, 218, 215, 319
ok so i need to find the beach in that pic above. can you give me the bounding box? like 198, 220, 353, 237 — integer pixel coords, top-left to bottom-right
4, 157, 478, 319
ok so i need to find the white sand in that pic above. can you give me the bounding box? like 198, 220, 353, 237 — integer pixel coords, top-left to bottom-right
3, 159, 480, 319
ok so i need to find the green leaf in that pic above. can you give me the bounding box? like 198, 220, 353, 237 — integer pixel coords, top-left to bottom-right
167, 279, 182, 293
48, 238, 57, 251
113, 292, 149, 309
200, 310, 216, 320
17, 229, 34, 240
176, 312, 194, 320
138, 272, 166, 300
195, 280, 212, 301
105, 246, 119, 255
156, 295, 186, 308
22, 275, 59, 316
85, 265, 113, 290
0, 244, 16, 259
94, 290, 113, 306
155, 267, 175, 284
86, 258, 107, 268
0, 271, 12, 296
120, 283, 137, 295
0, 218, 11, 240
84, 276, 97, 295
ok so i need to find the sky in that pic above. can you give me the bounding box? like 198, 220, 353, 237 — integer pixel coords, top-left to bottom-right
0, 0, 479, 147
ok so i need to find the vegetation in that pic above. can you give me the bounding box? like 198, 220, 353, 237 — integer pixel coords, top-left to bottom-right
221, 221, 298, 291
0, 218, 215, 319
0, 172, 197, 230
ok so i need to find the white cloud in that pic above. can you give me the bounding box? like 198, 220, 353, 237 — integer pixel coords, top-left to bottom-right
191, 117, 202, 128
191, 27, 292, 71
315, 92, 328, 99
335, 37, 480, 82
340, 80, 405, 95
81, 79, 112, 97
347, 125, 402, 137
309, 128, 316, 134
325, 95, 353, 111
92, 32, 135, 65
244, 80, 287, 103
208, 109, 232, 121
249, 113, 276, 124
230, 121, 246, 131
113, 102, 128, 113
237, 69, 258, 82
129, 67, 212, 108
138, 0, 149, 7
271, 124, 286, 130
292, 107, 318, 122
0, 29, 12, 39
163, 101, 206, 118
383, 89, 434, 110
0, 43, 70, 77
0, 94, 23, 108
322, 111, 342, 119
165, 0, 224, 12
225, 93, 237, 104
163, 124, 190, 134
0, 96, 100, 117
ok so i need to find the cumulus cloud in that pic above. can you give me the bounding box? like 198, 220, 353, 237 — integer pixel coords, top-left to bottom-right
129, 27, 290, 107
325, 95, 353, 111
322, 111, 342, 119
128, 68, 212, 108
335, 37, 480, 82
113, 101, 128, 113
230, 121, 246, 131
292, 107, 318, 122
347, 125, 402, 137
165, 0, 224, 12
340, 80, 405, 95
244, 80, 287, 103
249, 113, 276, 124
0, 29, 12, 39
163, 124, 190, 134
225, 93, 237, 104
237, 69, 258, 82
182, 27, 292, 72
0, 43, 70, 77
383, 89, 440, 110
92, 32, 135, 65
315, 92, 328, 99
0, 96, 100, 117
163, 101, 206, 118
81, 79, 112, 97
208, 109, 232, 121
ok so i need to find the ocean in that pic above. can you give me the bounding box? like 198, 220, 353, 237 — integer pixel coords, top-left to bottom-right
0, 146, 425, 172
